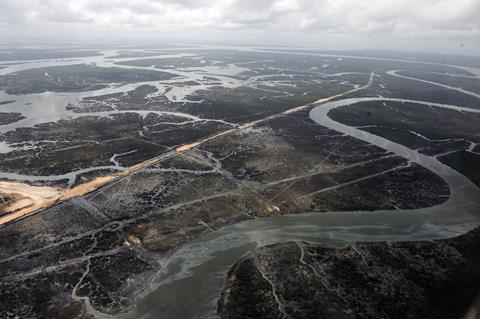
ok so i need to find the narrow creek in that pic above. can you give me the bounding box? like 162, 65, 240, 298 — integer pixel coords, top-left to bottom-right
2, 48, 480, 319
115, 97, 480, 319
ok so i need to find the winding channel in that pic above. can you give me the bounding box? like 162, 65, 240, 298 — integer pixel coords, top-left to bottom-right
1, 48, 480, 318
115, 67, 480, 319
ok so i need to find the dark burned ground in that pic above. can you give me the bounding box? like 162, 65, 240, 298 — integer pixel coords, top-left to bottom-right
217, 227, 480, 319
0, 113, 231, 178
72, 85, 168, 113
347, 71, 480, 109
439, 150, 480, 187
0, 112, 25, 125
329, 101, 480, 143
201, 110, 449, 213
398, 71, 480, 95
0, 110, 449, 318
329, 100, 480, 188
0, 64, 368, 182
71, 74, 365, 124
0, 64, 174, 94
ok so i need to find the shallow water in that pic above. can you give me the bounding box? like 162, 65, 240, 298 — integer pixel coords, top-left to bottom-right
2, 47, 480, 319
116, 97, 480, 319
118, 204, 479, 319
0, 50, 246, 135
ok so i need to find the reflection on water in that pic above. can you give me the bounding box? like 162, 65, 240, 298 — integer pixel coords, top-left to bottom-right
0, 50, 250, 135
117, 90, 480, 319
119, 202, 479, 319
2, 48, 480, 319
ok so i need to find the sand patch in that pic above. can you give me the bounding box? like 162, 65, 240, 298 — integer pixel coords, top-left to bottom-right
0, 182, 63, 221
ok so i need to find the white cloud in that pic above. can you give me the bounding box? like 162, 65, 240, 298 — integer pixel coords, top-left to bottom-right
1, 0, 479, 44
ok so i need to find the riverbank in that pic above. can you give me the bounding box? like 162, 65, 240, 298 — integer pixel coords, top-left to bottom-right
217, 226, 480, 319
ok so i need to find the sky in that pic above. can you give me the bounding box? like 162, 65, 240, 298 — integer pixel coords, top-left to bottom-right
1, 0, 479, 54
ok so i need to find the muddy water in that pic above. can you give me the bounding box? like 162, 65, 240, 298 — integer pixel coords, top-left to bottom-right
2, 48, 480, 318
116, 98, 480, 319
0, 50, 243, 191
0, 50, 246, 135
118, 206, 479, 319
310, 97, 480, 209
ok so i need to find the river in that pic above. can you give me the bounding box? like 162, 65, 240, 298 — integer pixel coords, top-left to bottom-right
1, 47, 480, 319
115, 69, 480, 319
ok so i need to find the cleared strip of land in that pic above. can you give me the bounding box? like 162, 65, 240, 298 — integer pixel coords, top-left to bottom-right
0, 82, 368, 226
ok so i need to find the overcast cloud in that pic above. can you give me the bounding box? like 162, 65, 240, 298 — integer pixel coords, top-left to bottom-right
1, 0, 479, 52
